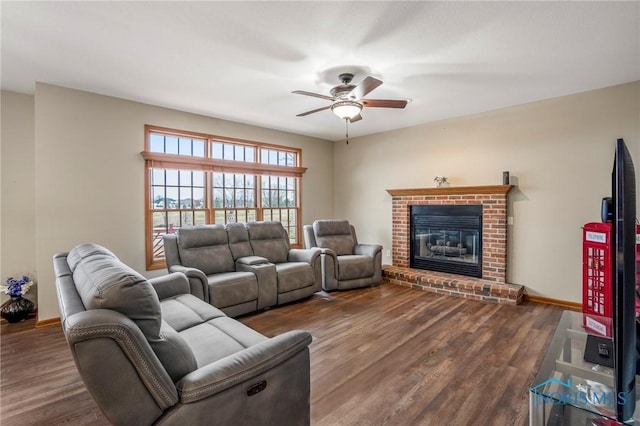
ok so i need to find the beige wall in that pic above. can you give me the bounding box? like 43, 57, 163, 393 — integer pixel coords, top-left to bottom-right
1, 91, 36, 284
32, 83, 334, 320
334, 81, 640, 303
3, 81, 638, 320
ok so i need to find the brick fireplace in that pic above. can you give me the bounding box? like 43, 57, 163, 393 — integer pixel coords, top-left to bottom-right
382, 185, 524, 304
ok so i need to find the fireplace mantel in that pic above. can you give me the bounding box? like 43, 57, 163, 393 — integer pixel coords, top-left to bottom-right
386, 185, 513, 197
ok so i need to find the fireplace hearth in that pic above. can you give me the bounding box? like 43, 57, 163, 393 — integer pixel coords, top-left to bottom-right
410, 205, 483, 278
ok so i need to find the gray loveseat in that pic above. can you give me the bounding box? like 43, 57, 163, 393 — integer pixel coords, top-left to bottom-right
303, 219, 382, 291
54, 243, 312, 426
163, 221, 321, 317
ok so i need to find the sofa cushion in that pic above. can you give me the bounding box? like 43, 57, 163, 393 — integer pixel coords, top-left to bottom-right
274, 262, 315, 293
150, 320, 198, 382
160, 293, 266, 366
179, 317, 267, 367
70, 244, 161, 339
247, 221, 290, 264
226, 223, 254, 259
160, 294, 227, 331
177, 225, 235, 275
67, 243, 117, 272
177, 225, 227, 249
208, 272, 258, 307
337, 255, 374, 280
69, 243, 199, 382
313, 220, 355, 256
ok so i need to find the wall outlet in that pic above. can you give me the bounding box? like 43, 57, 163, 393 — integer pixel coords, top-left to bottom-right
507, 216, 514, 225
385, 249, 391, 257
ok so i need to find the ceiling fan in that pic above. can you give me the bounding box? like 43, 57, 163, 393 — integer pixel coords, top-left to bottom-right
293, 73, 408, 122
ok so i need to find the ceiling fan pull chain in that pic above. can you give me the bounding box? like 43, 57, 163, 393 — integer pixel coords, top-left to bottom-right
345, 119, 349, 144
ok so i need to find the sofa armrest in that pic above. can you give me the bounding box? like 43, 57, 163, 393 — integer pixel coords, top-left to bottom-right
236, 256, 269, 266
318, 247, 336, 258
167, 265, 209, 302
149, 272, 191, 301
64, 309, 179, 413
354, 244, 383, 285
236, 262, 278, 310
315, 248, 338, 291
176, 330, 312, 403
288, 247, 321, 265
354, 243, 382, 258
289, 248, 322, 292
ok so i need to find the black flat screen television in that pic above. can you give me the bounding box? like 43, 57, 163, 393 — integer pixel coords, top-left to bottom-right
612, 138, 637, 422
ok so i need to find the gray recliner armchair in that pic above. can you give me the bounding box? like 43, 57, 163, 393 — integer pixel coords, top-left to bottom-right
54, 243, 311, 426
303, 220, 382, 291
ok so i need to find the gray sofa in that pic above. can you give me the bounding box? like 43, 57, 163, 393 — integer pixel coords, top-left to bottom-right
164, 221, 321, 317
303, 220, 382, 291
54, 243, 312, 426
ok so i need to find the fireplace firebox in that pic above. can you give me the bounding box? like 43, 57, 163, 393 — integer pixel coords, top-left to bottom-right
410, 205, 483, 278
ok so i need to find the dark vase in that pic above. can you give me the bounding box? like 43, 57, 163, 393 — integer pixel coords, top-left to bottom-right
1, 296, 34, 323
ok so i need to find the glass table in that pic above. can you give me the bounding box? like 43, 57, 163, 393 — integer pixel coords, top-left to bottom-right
530, 310, 640, 425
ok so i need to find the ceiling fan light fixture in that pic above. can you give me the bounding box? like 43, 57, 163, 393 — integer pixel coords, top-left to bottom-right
331, 100, 362, 120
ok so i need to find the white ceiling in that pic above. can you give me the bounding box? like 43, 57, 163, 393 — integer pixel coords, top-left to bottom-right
2, 1, 639, 141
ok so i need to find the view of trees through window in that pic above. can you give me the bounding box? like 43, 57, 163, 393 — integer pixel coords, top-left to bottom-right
143, 126, 304, 269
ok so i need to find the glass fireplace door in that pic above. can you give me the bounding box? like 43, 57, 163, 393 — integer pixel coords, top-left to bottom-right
410, 205, 483, 278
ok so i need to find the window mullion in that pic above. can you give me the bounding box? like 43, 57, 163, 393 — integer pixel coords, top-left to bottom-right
206, 170, 213, 223
256, 174, 262, 221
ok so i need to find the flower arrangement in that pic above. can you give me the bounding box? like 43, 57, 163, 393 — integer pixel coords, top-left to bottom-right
434, 176, 449, 187
3, 276, 34, 298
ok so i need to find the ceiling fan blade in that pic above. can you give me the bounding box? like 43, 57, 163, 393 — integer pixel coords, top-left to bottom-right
349, 76, 383, 100
292, 90, 334, 101
296, 105, 332, 117
348, 114, 363, 123
362, 99, 408, 109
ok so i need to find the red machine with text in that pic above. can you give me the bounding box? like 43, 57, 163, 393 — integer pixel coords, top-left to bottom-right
583, 222, 613, 337
582, 222, 640, 337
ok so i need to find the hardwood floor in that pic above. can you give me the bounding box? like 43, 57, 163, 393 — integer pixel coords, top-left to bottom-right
0, 283, 564, 425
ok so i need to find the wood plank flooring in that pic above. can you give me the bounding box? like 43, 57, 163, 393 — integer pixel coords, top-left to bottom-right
0, 283, 564, 425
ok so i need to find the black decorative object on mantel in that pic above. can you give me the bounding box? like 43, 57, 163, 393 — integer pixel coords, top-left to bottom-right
1, 296, 34, 323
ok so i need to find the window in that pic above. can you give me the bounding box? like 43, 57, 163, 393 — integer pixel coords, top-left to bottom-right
143, 126, 306, 270
212, 172, 257, 224
261, 175, 298, 239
